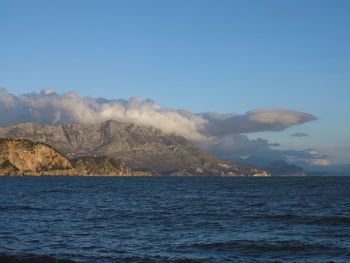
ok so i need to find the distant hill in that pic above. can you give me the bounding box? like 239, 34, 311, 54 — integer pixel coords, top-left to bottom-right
265, 161, 305, 176
294, 161, 350, 176
229, 156, 305, 176
0, 121, 269, 176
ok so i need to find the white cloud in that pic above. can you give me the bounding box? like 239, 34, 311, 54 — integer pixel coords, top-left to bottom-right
0, 89, 209, 141
200, 109, 316, 136
0, 88, 316, 144
309, 159, 332, 166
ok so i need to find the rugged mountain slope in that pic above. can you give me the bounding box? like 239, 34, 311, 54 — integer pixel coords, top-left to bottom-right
0, 120, 217, 171
0, 120, 269, 176
0, 138, 72, 175
71, 156, 132, 176
0, 138, 134, 176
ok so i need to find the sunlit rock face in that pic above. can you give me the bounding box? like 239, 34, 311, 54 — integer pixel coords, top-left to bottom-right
0, 138, 133, 176
0, 138, 73, 175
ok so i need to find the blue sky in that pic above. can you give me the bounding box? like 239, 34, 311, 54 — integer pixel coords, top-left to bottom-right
0, 0, 349, 164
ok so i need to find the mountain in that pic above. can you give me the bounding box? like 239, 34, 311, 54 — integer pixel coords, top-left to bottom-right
0, 120, 269, 176
265, 161, 306, 176
229, 156, 305, 176
294, 161, 350, 176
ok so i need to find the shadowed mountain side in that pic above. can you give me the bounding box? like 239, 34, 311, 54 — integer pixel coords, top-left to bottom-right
266, 161, 306, 176
0, 121, 269, 176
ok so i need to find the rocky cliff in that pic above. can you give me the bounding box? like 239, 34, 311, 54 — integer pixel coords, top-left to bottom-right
0, 138, 73, 175
0, 138, 134, 176
0, 121, 269, 176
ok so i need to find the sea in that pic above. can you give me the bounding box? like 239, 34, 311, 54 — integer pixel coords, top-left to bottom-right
0, 176, 349, 263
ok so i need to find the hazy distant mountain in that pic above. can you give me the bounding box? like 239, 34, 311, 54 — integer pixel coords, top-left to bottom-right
0, 120, 269, 176
229, 156, 305, 176
265, 161, 305, 176
295, 161, 350, 176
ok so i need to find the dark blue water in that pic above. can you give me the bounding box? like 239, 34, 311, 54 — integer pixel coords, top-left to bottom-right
0, 176, 350, 263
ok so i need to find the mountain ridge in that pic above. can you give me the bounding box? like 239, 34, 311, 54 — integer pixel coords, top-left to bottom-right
0, 120, 270, 176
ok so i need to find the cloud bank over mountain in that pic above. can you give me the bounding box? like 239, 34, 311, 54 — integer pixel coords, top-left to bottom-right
0, 88, 207, 141
201, 134, 330, 167
0, 88, 325, 165
0, 89, 316, 142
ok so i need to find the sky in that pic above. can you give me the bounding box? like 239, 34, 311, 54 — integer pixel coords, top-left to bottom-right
0, 0, 349, 165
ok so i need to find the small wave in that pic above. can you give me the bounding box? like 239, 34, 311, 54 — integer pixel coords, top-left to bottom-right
185, 239, 347, 254
0, 205, 8, 211
0, 205, 51, 212
313, 215, 350, 225
0, 253, 75, 263
0, 253, 204, 263
113, 256, 203, 263
29, 189, 76, 196
258, 213, 350, 226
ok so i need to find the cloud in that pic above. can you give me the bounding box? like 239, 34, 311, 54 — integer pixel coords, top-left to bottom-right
290, 132, 309, 138
0, 88, 208, 141
201, 134, 279, 158
200, 110, 317, 136
308, 159, 331, 166
201, 134, 331, 166
0, 89, 317, 143
283, 148, 330, 166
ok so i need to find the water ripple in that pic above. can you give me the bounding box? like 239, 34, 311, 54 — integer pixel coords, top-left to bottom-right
0, 176, 350, 262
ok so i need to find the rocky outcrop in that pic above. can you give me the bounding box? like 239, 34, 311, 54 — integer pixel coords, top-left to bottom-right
0, 138, 73, 175
0, 138, 134, 176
